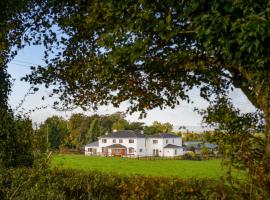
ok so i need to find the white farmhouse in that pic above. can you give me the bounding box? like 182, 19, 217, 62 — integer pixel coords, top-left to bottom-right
85, 130, 183, 157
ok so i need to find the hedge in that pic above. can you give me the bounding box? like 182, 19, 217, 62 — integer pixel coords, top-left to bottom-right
0, 167, 267, 200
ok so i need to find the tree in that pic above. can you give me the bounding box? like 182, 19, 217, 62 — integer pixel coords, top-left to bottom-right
16, 0, 270, 189
199, 97, 265, 181
39, 116, 69, 150
126, 122, 145, 131
0, 0, 33, 167
14, 118, 34, 167
144, 121, 173, 135
65, 113, 92, 149
87, 118, 101, 143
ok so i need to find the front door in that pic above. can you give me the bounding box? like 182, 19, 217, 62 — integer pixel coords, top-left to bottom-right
120, 149, 126, 156
153, 149, 159, 156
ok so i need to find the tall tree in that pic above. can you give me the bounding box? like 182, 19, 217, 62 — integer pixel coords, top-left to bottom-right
67, 113, 91, 148
0, 0, 32, 167
144, 121, 173, 135
39, 116, 69, 150
87, 118, 101, 143
19, 0, 270, 187
14, 118, 34, 167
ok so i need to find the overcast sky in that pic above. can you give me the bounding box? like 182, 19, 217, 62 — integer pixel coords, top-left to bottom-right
7, 45, 256, 130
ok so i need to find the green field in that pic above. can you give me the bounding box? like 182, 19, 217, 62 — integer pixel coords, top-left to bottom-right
52, 154, 246, 180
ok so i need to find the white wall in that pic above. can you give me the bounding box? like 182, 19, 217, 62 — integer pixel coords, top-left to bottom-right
98, 137, 142, 156
136, 138, 147, 156
146, 138, 164, 156
163, 148, 184, 157
85, 136, 183, 157
84, 146, 101, 155
146, 137, 182, 156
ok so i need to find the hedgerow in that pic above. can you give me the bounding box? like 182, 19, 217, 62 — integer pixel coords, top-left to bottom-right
0, 166, 268, 200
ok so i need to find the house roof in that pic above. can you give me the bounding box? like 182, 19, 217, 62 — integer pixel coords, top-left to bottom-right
164, 144, 182, 149
204, 143, 218, 149
149, 133, 179, 138
85, 141, 99, 147
105, 144, 127, 149
100, 130, 145, 138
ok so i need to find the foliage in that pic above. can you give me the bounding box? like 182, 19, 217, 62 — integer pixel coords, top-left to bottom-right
87, 118, 101, 143
0, 163, 267, 200
13, 118, 34, 167
199, 97, 266, 188
38, 116, 69, 150
183, 152, 196, 160
0, 0, 37, 167
126, 122, 145, 131
182, 132, 205, 142
64, 113, 91, 149
144, 121, 173, 135
18, 3, 270, 190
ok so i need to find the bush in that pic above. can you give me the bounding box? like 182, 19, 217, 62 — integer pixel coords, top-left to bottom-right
183, 151, 196, 160
0, 167, 268, 200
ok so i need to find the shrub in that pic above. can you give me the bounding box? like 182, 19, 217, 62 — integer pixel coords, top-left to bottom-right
183, 151, 196, 160
0, 167, 268, 200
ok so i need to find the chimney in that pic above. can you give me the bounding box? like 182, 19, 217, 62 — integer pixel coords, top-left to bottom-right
113, 129, 117, 132
140, 130, 144, 134
105, 131, 108, 135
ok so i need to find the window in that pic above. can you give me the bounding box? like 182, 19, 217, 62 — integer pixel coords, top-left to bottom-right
112, 139, 116, 143
139, 149, 143, 152
119, 139, 123, 143
172, 139, 174, 144
88, 148, 92, 152
166, 139, 168, 144
128, 148, 134, 154
102, 139, 107, 143
153, 140, 158, 144
129, 139, 134, 143
174, 149, 177, 155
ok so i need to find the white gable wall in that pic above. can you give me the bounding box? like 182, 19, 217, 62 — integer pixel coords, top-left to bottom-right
136, 138, 147, 156
98, 137, 142, 156
146, 138, 164, 156
163, 148, 183, 157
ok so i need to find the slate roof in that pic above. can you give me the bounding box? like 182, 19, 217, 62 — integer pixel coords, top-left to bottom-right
149, 133, 179, 138
85, 141, 99, 147
204, 143, 218, 149
105, 144, 127, 149
164, 144, 182, 149
100, 130, 145, 138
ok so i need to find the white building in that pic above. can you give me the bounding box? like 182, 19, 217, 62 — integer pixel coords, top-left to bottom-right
85, 130, 183, 157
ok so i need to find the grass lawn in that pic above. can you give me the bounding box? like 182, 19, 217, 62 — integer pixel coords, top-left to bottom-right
51, 154, 246, 180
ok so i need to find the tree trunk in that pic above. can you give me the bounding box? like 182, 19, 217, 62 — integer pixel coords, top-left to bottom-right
256, 72, 270, 188
263, 105, 270, 179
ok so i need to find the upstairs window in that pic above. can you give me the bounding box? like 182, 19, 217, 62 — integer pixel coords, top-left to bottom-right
153, 140, 158, 144
112, 139, 116, 143
102, 139, 107, 143
166, 139, 168, 144
129, 139, 134, 143
119, 139, 123, 143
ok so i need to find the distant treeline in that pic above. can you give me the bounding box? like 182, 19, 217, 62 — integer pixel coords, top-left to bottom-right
34, 112, 182, 152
